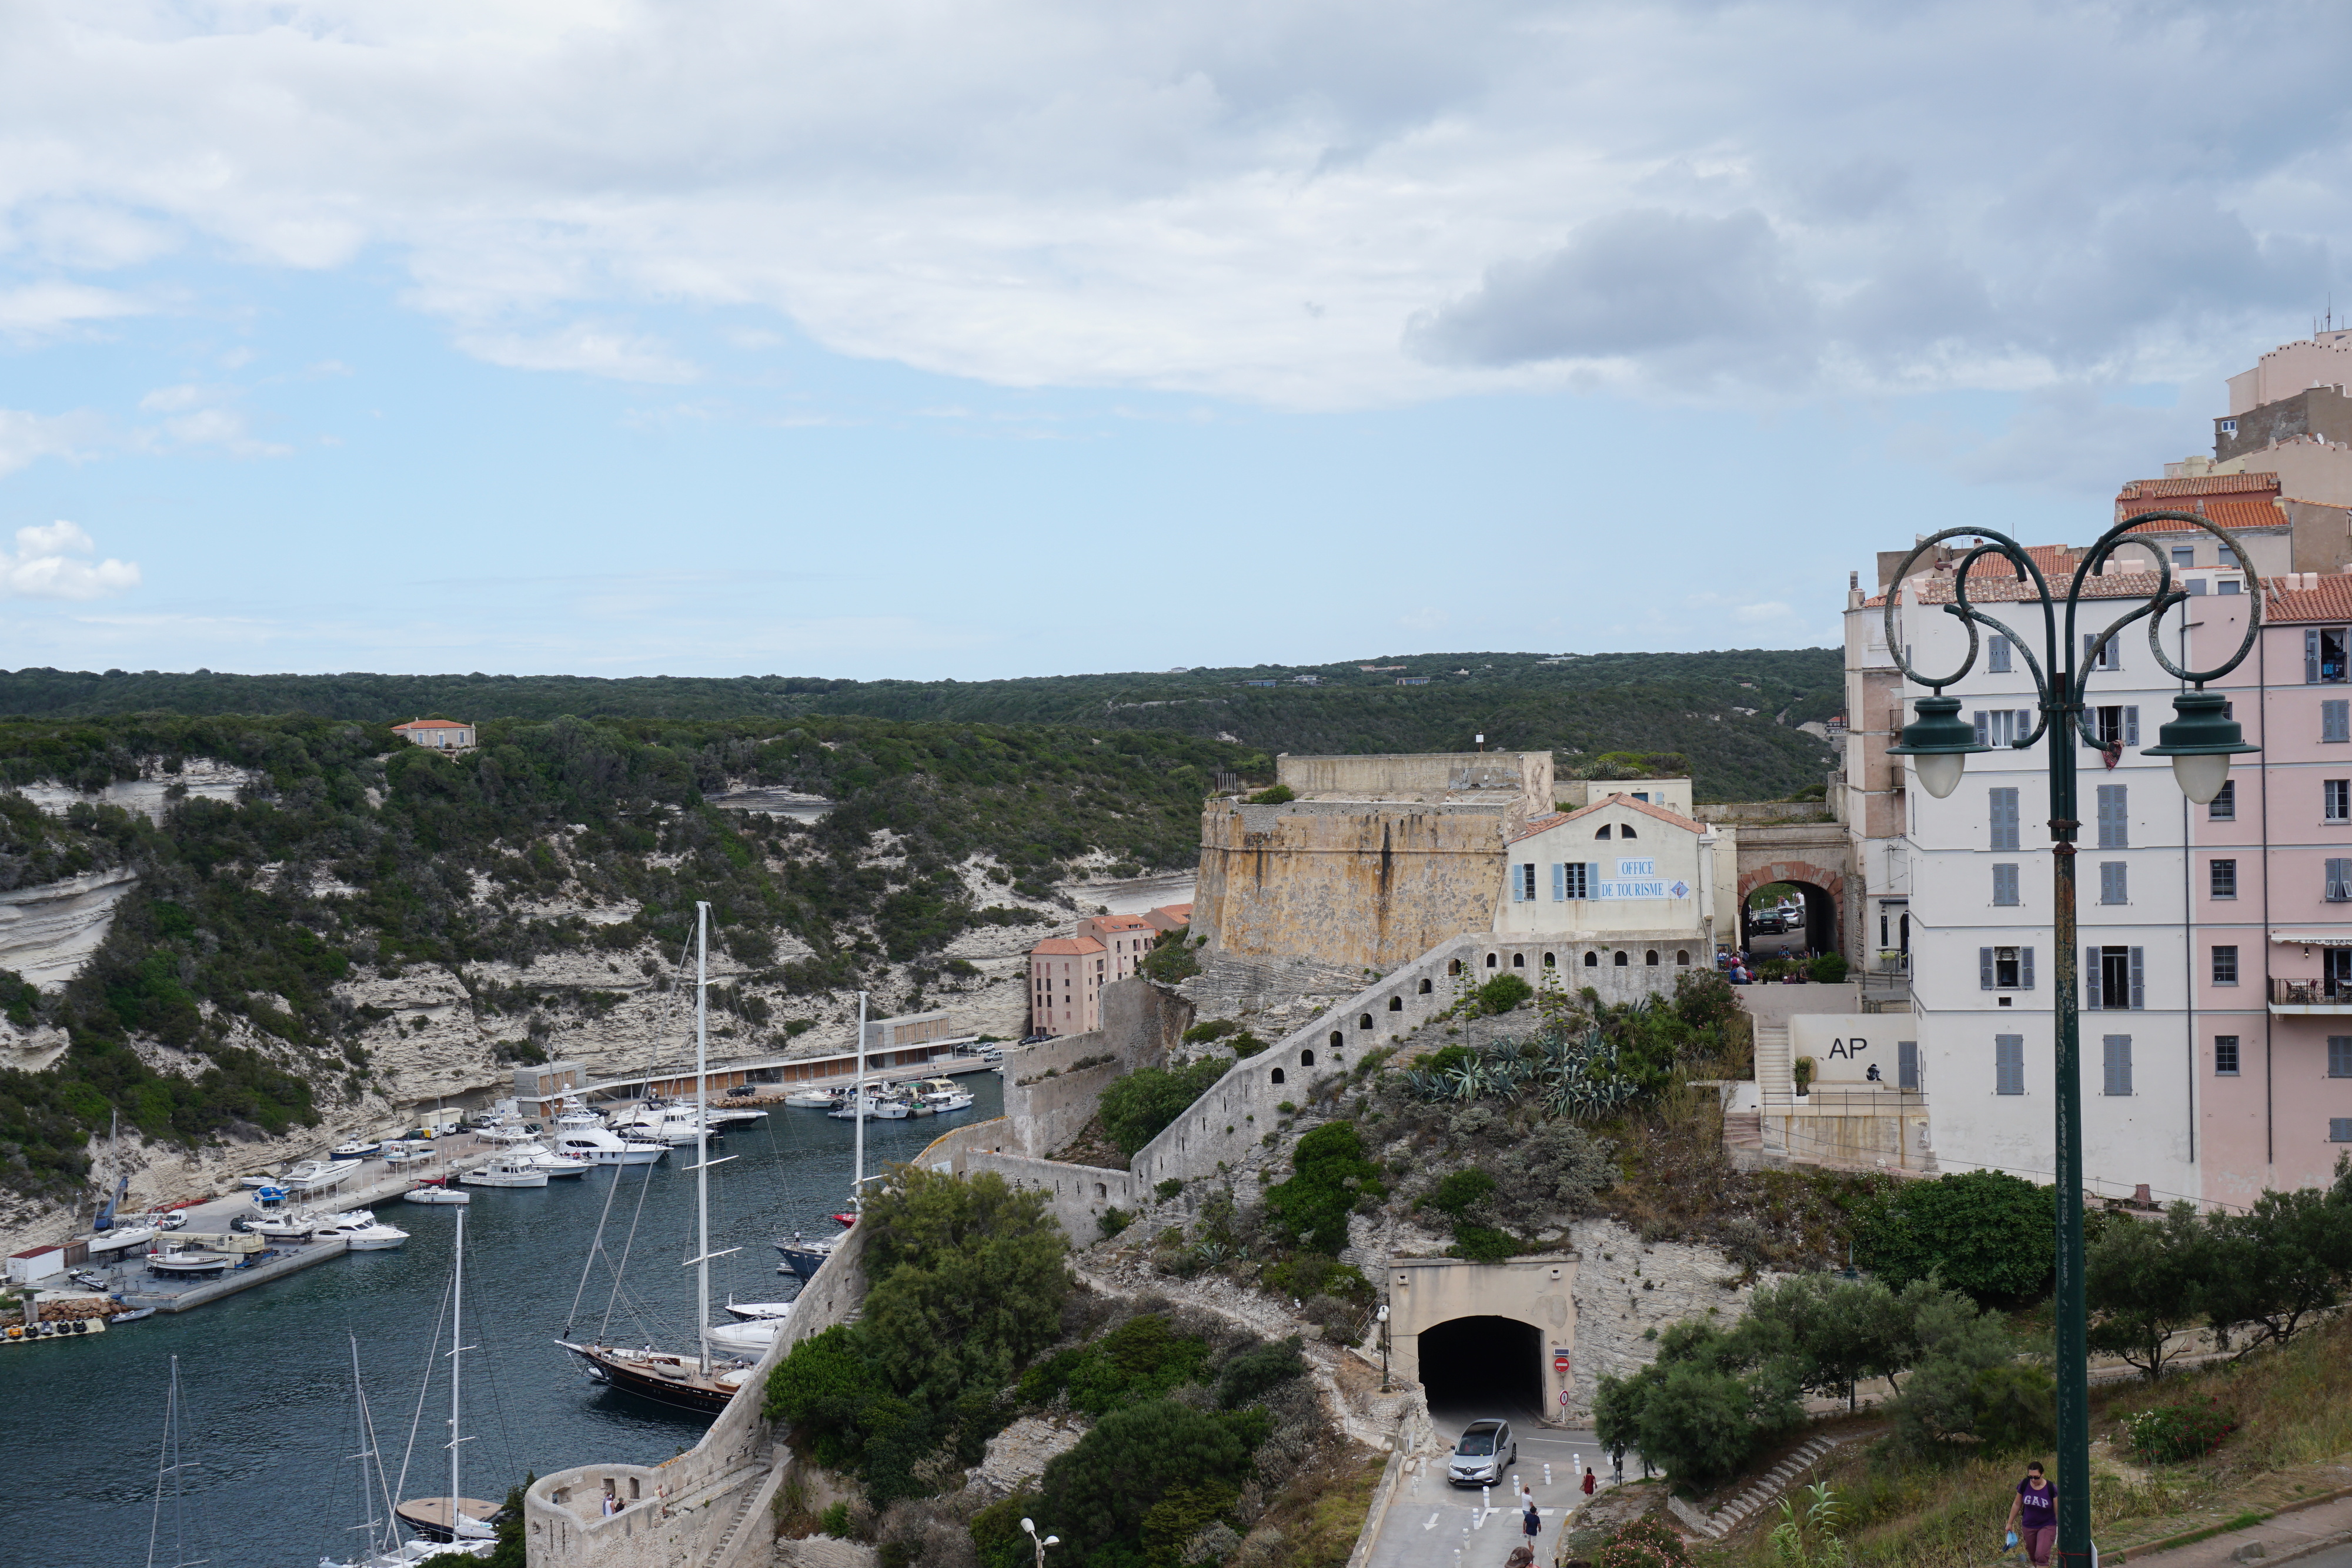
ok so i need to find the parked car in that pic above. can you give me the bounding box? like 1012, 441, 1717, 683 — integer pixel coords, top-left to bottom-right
1446, 1419, 1517, 1486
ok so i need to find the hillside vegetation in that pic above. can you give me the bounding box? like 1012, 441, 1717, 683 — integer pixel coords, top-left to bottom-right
0, 647, 1840, 800
0, 713, 1243, 1198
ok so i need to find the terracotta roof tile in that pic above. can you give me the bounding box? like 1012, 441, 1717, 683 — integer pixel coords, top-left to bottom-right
1030, 937, 1105, 957
393, 718, 472, 730
1866, 569, 2207, 609
1528, 794, 1710, 838
2117, 496, 2286, 534
2115, 473, 2282, 502
2261, 574, 2352, 623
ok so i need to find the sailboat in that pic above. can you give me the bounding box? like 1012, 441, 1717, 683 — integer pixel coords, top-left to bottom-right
148, 1355, 208, 1568
392, 1208, 501, 1552
319, 1335, 476, 1567
556, 901, 757, 1417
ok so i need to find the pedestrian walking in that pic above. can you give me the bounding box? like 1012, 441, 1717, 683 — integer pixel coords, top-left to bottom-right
2004, 1461, 2057, 1566
1582, 1467, 1596, 1496
1523, 1499, 1542, 1547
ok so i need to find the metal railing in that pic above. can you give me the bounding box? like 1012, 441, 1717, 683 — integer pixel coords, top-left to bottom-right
2269, 977, 2352, 1007
1793, 1089, 1927, 1112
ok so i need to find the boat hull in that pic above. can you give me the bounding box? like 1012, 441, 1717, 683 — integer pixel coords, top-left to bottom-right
562, 1343, 741, 1417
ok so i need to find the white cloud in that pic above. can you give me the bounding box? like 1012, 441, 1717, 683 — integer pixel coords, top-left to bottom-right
0, 281, 145, 338
454, 322, 699, 383
1734, 601, 1793, 623
0, 408, 103, 476
135, 385, 292, 455
0, 521, 141, 600
0, 3, 2346, 405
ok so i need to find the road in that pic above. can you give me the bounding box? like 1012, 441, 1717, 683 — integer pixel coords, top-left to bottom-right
1364, 1363, 1640, 1568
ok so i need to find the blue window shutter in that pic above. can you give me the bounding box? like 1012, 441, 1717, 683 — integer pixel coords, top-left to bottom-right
2016, 709, 2033, 743
1552, 863, 1565, 901
1980, 948, 1994, 989
2130, 947, 2145, 1009
2125, 706, 2140, 747
2022, 947, 2035, 990
1974, 711, 1990, 745
2086, 948, 2102, 1009
2311, 629, 2324, 684
1997, 1035, 2024, 1095
1589, 862, 1602, 896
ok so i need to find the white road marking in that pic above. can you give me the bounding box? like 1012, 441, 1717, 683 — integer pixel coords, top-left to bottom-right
1422, 1513, 1439, 1532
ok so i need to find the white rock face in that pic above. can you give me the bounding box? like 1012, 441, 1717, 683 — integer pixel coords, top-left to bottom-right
965, 1413, 1088, 1497
0, 866, 140, 990
1564, 1216, 1776, 1419
11, 757, 258, 824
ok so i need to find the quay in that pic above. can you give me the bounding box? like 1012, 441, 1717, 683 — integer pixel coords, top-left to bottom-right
71, 1133, 506, 1315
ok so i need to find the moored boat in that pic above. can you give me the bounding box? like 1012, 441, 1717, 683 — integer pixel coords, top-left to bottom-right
782, 1087, 840, 1109
458, 1159, 549, 1189
551, 1126, 666, 1167
775, 1233, 835, 1281
401, 1182, 470, 1206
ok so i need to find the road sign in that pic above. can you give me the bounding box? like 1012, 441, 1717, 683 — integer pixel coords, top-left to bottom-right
1559, 1389, 1572, 1406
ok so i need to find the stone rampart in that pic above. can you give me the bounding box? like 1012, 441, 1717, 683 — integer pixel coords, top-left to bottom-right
913, 1119, 1147, 1246
524, 1211, 874, 1568
1192, 803, 1507, 970
997, 978, 1188, 1156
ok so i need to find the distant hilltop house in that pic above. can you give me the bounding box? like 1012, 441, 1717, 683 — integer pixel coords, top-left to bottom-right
390, 717, 477, 751
1028, 905, 1191, 1036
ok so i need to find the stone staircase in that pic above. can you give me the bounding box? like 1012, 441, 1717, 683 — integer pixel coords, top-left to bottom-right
1722, 1112, 1763, 1156
1666, 1433, 1859, 1540
699, 1477, 766, 1568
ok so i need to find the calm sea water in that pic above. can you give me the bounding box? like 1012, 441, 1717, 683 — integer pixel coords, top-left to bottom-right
0, 1076, 1001, 1568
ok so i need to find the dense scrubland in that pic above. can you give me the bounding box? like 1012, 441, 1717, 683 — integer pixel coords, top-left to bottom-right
0, 647, 1840, 800
0, 713, 1245, 1198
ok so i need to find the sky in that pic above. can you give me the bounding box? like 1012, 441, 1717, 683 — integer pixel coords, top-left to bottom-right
2, 0, 2348, 681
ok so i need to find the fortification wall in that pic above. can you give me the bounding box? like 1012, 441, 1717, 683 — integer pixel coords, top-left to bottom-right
998, 979, 1190, 1156
914, 1119, 1148, 1248
1275, 750, 1552, 813
1192, 804, 1506, 970
524, 1212, 874, 1568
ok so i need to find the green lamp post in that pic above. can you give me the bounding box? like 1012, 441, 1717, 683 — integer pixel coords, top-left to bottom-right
1880, 513, 2260, 1568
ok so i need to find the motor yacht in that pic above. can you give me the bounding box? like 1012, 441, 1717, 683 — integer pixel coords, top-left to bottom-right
321, 1218, 410, 1250
774, 1233, 836, 1281
706, 1317, 783, 1356
782, 1087, 841, 1109
401, 1182, 470, 1206
330, 1138, 383, 1158
459, 1159, 549, 1189
284, 1157, 362, 1192
607, 1101, 725, 1146
915, 1078, 975, 1113
722, 1299, 797, 1322
552, 1126, 666, 1166
509, 1140, 593, 1178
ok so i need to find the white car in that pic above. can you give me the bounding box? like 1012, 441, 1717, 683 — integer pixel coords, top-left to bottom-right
1446, 1420, 1517, 1487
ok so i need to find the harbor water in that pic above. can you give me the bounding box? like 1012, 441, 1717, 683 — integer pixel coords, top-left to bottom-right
0, 1076, 1002, 1568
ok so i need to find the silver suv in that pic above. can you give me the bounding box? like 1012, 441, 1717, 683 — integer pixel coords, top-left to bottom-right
1446, 1419, 1516, 1486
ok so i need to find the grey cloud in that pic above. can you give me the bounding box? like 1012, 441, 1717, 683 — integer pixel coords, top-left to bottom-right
1405, 209, 1810, 370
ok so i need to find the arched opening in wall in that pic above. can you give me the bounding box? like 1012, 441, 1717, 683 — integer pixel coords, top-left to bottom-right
1270, 1068, 1285, 1085
1676, 950, 1690, 965
1512, 953, 1526, 968
1449, 960, 1463, 977
1359, 1014, 1374, 1029
1485, 953, 1498, 969
1613, 951, 1629, 967
1543, 952, 1555, 968
1742, 877, 1842, 955
1416, 1315, 1544, 1426
1419, 978, 1434, 994
1331, 1031, 1345, 1049
1300, 1049, 1315, 1067
1388, 997, 1404, 1011
1583, 952, 1598, 967
1645, 950, 1659, 966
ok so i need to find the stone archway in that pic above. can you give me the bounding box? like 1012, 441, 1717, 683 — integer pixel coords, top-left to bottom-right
1733, 823, 1855, 955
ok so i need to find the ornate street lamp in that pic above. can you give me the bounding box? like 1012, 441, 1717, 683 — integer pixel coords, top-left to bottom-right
1880, 512, 2260, 1568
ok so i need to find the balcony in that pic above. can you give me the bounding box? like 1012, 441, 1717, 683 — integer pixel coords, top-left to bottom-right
2267, 977, 2352, 1014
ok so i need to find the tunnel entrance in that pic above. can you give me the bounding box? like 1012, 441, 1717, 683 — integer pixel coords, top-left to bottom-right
1414, 1315, 1543, 1427
1741, 878, 1840, 954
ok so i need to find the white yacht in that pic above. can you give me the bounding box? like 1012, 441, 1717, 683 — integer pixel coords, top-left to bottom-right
322, 1218, 410, 1251
509, 1141, 593, 1179
552, 1127, 666, 1166
782, 1087, 840, 1109
285, 1158, 362, 1192
722, 1299, 796, 1322
401, 1182, 470, 1206
459, 1159, 548, 1189
706, 1317, 783, 1356
607, 1101, 723, 1146
916, 1078, 975, 1113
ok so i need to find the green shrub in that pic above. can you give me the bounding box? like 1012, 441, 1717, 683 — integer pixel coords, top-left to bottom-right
1595, 1515, 1692, 1568
1022, 1315, 1211, 1416
2124, 1396, 2238, 1463
1138, 928, 1201, 984
1040, 1399, 1258, 1562
1215, 1335, 1306, 1407
1855, 1169, 2056, 1304
820, 1502, 853, 1539
1244, 784, 1296, 804
1227, 1032, 1267, 1059
1472, 974, 1534, 1015
1155, 1178, 1185, 1201
1181, 1019, 1237, 1045
1449, 1225, 1522, 1262
1265, 1122, 1385, 1253
1100, 1058, 1228, 1155
1808, 952, 1849, 984
1099, 1206, 1133, 1240
969, 1493, 1041, 1568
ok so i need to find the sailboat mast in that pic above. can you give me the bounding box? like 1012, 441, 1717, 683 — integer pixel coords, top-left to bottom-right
694, 900, 712, 1375
450, 1205, 464, 1532
852, 989, 867, 1212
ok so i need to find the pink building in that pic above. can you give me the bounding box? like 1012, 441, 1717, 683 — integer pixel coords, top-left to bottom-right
1025, 905, 1190, 1035
2200, 571, 2352, 1208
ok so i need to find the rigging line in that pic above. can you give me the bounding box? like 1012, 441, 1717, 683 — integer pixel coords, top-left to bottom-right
595, 1144, 664, 1343
564, 1161, 630, 1338
390, 1266, 457, 1518
146, 1354, 176, 1568
356, 1336, 401, 1561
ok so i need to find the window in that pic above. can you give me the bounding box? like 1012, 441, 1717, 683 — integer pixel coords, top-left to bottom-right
2211, 859, 2237, 899
1988, 636, 2012, 673
2327, 701, 2352, 744
2308, 628, 2350, 684
1612, 951, 1629, 967
2213, 945, 2239, 985
2085, 633, 2122, 670
1677, 950, 1691, 965
1594, 824, 1611, 840
1582, 951, 1598, 967
1980, 945, 2033, 989
2171, 546, 2195, 570
1989, 787, 2020, 851
1645, 950, 1660, 965
1512, 863, 1538, 901
2219, 576, 2242, 594
1996, 1035, 2025, 1096
2103, 1035, 2134, 1096
2221, 418, 2239, 433
2210, 780, 2237, 821
2216, 1036, 2240, 1075
2333, 1119, 2352, 1143
2331, 1038, 2352, 1078
2333, 860, 2352, 902
1631, 791, 1649, 802
1619, 824, 1637, 838
2329, 781, 2351, 823
2096, 784, 2129, 848
2100, 862, 2129, 904
1559, 863, 1590, 900
2090, 706, 2140, 749
1992, 863, 2020, 905
2086, 945, 2143, 1009
1974, 709, 2032, 746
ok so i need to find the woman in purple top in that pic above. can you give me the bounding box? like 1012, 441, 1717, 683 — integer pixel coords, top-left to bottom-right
2005, 1461, 2057, 1565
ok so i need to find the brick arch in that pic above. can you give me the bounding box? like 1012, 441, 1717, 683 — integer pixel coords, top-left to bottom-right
1735, 855, 1850, 953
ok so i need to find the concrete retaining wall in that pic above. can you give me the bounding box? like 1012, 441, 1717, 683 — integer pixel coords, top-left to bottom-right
911, 1119, 1147, 1244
